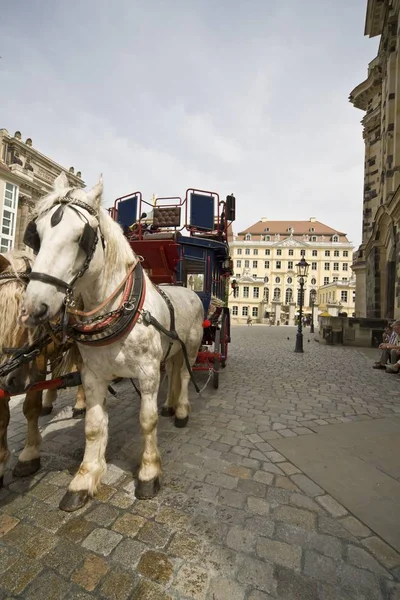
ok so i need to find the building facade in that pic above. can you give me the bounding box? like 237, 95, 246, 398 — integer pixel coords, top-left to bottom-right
0, 129, 84, 253
317, 279, 356, 317
349, 0, 400, 319
229, 218, 354, 324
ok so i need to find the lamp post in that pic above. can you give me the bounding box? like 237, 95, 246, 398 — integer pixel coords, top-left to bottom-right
295, 257, 309, 353
310, 289, 316, 334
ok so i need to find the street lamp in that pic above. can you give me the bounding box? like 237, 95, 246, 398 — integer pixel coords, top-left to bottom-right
310, 289, 317, 334
295, 257, 309, 353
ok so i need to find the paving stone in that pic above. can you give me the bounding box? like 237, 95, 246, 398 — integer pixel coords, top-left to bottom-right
43, 539, 87, 577
137, 521, 173, 548
58, 517, 96, 543
289, 492, 324, 513
257, 537, 302, 571
276, 565, 319, 600
340, 515, 371, 538
362, 537, 400, 569
247, 496, 270, 516
112, 513, 146, 537
168, 531, 203, 560
316, 494, 348, 517
3, 521, 56, 559
253, 470, 274, 485
155, 507, 190, 530
237, 479, 267, 497
24, 569, 72, 599
208, 576, 246, 600
0, 513, 19, 537
275, 523, 343, 560
85, 503, 120, 527
205, 471, 238, 490
247, 592, 277, 600
72, 554, 109, 592
274, 505, 316, 530
347, 544, 392, 578
111, 539, 147, 569
262, 462, 284, 475
131, 578, 173, 600
275, 475, 299, 491
173, 563, 210, 600
82, 527, 123, 556
336, 563, 385, 599
237, 555, 276, 594
224, 464, 252, 479
318, 516, 358, 542
99, 567, 136, 600
265, 451, 286, 463
245, 515, 275, 538
0, 555, 42, 595
137, 550, 174, 584
290, 474, 324, 497
109, 490, 135, 509
226, 525, 257, 553
303, 550, 337, 584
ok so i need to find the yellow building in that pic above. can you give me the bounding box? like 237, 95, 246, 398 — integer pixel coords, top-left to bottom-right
317, 279, 356, 317
349, 0, 400, 319
0, 129, 84, 253
229, 218, 354, 324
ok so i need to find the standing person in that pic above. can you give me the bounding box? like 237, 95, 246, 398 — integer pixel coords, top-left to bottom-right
373, 321, 400, 369
247, 315, 253, 326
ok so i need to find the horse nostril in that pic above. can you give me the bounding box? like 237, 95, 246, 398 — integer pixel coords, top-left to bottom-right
35, 303, 49, 320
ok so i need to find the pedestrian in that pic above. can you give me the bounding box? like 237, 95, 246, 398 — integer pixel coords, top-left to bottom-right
373, 321, 400, 370
247, 315, 253, 326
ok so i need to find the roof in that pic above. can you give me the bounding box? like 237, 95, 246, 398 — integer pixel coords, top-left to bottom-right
236, 219, 349, 242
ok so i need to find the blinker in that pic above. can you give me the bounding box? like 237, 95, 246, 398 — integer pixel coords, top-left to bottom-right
51, 205, 65, 227
23, 221, 40, 254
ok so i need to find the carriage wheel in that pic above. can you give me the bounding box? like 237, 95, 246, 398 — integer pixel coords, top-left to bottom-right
213, 329, 221, 389
220, 311, 229, 369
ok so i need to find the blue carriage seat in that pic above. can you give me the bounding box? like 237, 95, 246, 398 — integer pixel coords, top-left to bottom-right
189, 193, 215, 231
117, 195, 138, 233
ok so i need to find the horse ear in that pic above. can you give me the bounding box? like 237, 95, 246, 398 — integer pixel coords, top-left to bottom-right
86, 175, 103, 207
0, 254, 10, 273
53, 172, 69, 191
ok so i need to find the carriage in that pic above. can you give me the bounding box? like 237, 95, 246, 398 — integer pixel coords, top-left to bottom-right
110, 188, 236, 388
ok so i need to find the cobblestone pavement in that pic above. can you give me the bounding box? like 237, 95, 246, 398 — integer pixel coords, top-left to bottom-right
1, 325, 400, 600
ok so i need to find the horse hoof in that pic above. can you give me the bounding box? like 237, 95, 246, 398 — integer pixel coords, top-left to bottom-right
160, 406, 175, 417
40, 406, 53, 416
59, 489, 89, 512
72, 408, 86, 419
135, 477, 161, 499
13, 457, 41, 478
174, 416, 189, 428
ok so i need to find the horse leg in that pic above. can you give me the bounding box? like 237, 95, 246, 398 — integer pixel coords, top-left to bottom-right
160, 358, 176, 417
136, 368, 162, 499
0, 399, 10, 488
72, 385, 86, 419
13, 390, 43, 477
59, 373, 108, 512
41, 388, 56, 416
174, 350, 191, 428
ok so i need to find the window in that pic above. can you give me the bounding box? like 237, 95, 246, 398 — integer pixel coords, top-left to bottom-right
253, 287, 259, 298
311, 262, 317, 270
312, 250, 317, 256
285, 288, 293, 303
252, 307, 258, 317
309, 290, 317, 305
276, 261, 281, 269
232, 306, 238, 316
332, 235, 339, 242
236, 260, 241, 268
334, 250, 339, 257
243, 286, 249, 298
287, 277, 293, 284
264, 288, 269, 301
265, 249, 270, 256
252, 274, 257, 279
343, 251, 348, 257
333, 262, 339, 271
0, 237, 11, 253
264, 260, 270, 269
242, 306, 248, 316
311, 236, 317, 242
324, 262, 330, 270
333, 276, 339, 282
277, 249, 282, 256
325, 250, 330, 257
264, 235, 270, 241
253, 249, 258, 256
311, 278, 316, 285
275, 277, 281, 283
264, 276, 269, 283
264, 227, 270, 232
244, 260, 249, 268
4, 183, 17, 209
253, 260, 258, 268
237, 249, 242, 255
342, 277, 348, 282
273, 288, 281, 300
341, 291, 348, 302
324, 277, 329, 285
288, 261, 293, 270
2, 210, 14, 236
235, 273, 240, 278
343, 263, 348, 271
245, 248, 250, 255
300, 250, 305, 256
245, 234, 251, 241
288, 249, 294, 256
309, 227, 315, 233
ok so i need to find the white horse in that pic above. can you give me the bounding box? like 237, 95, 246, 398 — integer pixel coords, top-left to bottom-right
20, 173, 204, 511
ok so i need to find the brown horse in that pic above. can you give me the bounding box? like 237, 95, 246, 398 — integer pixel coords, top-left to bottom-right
0, 251, 85, 487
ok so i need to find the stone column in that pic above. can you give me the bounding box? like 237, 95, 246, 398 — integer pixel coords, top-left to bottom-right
272, 300, 282, 325
288, 302, 296, 326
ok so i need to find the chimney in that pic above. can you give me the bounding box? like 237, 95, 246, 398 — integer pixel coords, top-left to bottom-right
309, 217, 316, 222
260, 217, 268, 222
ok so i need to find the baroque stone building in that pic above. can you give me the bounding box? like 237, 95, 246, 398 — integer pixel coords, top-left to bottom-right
350, 0, 400, 319
0, 129, 84, 253
229, 218, 354, 324
317, 279, 356, 317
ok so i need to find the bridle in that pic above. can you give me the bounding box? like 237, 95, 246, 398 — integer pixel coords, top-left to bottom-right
24, 192, 100, 303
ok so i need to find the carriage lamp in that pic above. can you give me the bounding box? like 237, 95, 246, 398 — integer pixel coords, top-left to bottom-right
295, 258, 309, 353
231, 279, 239, 297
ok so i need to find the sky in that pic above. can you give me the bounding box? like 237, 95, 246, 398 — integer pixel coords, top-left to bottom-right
1, 0, 379, 248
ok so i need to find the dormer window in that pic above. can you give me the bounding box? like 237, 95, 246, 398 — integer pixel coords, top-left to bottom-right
264, 235, 270, 241
311, 236, 317, 242
264, 227, 270, 232
309, 227, 315, 233
332, 235, 339, 242
245, 234, 251, 241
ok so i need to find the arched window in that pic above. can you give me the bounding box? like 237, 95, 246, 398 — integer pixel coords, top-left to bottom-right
245, 233, 251, 241
285, 288, 293, 304
332, 235, 339, 242
273, 288, 281, 301
309, 289, 317, 305
264, 235, 270, 241
263, 287, 269, 302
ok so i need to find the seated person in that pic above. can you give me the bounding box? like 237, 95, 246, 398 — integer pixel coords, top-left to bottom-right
373, 321, 400, 369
